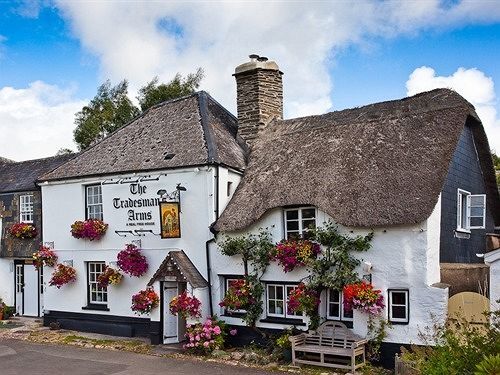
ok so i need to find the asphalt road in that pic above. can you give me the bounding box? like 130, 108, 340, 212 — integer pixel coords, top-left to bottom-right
0, 339, 277, 375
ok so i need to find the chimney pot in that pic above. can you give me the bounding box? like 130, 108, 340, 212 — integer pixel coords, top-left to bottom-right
257, 56, 268, 62
249, 54, 260, 61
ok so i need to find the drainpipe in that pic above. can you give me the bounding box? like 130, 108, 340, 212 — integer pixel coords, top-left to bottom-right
205, 165, 220, 317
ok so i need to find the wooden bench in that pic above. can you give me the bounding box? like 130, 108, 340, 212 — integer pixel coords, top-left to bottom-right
289, 321, 367, 372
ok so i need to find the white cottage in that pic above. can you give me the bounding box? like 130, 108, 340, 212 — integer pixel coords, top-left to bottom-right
38, 92, 246, 344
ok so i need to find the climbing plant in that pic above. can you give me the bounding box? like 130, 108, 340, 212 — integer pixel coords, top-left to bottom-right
219, 229, 274, 327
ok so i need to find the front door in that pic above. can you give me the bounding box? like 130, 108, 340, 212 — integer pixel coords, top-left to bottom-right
23, 265, 39, 316
15, 264, 24, 314
163, 282, 179, 344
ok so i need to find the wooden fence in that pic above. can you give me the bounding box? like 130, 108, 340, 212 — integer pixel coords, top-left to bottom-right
394, 355, 419, 375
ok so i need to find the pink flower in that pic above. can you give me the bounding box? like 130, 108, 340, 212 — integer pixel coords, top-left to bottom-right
229, 329, 237, 336
203, 341, 210, 348
213, 326, 221, 335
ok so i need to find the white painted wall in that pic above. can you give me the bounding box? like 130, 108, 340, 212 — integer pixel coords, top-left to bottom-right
211, 203, 449, 345
485, 248, 500, 312
0, 259, 14, 306
41, 167, 217, 320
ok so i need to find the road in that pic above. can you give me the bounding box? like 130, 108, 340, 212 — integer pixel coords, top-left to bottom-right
0, 339, 277, 375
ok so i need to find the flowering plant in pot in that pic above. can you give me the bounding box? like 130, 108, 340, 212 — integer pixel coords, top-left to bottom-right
97, 266, 123, 288
183, 316, 227, 354
32, 246, 58, 270
219, 279, 255, 311
131, 287, 159, 315
49, 264, 77, 288
169, 291, 202, 319
343, 281, 384, 315
0, 298, 6, 320
70, 219, 108, 241
117, 244, 148, 277
273, 239, 321, 272
9, 223, 37, 239
287, 283, 320, 315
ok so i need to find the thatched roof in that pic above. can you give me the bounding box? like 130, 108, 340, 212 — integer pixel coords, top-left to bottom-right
41, 92, 247, 182
215, 88, 500, 231
0, 154, 76, 193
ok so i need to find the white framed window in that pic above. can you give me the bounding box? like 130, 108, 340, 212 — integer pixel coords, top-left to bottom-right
457, 189, 486, 231
87, 262, 107, 305
266, 283, 302, 319
15, 264, 23, 293
86, 185, 103, 220
19, 194, 34, 223
284, 207, 316, 239
327, 289, 353, 321
388, 289, 409, 324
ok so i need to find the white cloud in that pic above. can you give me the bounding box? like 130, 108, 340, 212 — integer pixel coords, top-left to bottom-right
0, 81, 86, 161
406, 66, 500, 153
53, 1, 500, 120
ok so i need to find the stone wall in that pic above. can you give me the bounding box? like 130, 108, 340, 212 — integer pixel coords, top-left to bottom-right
440, 263, 490, 297
0, 190, 42, 258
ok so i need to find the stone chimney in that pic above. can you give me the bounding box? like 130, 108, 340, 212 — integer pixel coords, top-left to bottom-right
234, 54, 283, 144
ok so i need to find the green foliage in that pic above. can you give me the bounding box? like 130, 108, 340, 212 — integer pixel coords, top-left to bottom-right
475, 353, 500, 375
366, 316, 391, 361
275, 330, 291, 349
73, 80, 139, 150
492, 152, 500, 186
401, 307, 500, 375
55, 148, 74, 156
137, 68, 204, 111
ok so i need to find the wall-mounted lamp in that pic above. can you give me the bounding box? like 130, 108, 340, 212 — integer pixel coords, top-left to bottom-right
362, 261, 373, 273
131, 239, 142, 248
63, 260, 73, 267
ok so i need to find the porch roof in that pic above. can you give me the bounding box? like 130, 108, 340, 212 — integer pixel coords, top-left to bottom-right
148, 250, 207, 289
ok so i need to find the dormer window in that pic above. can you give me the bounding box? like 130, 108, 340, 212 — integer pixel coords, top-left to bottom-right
457, 189, 486, 231
284, 207, 316, 239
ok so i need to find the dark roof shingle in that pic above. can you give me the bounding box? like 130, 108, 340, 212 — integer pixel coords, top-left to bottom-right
214, 88, 500, 231
41, 92, 247, 181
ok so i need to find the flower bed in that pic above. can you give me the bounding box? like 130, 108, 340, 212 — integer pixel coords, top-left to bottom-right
49, 264, 77, 288
117, 244, 148, 277
343, 282, 384, 315
9, 223, 37, 239
32, 246, 58, 270
169, 291, 202, 319
70, 219, 108, 241
131, 287, 159, 315
97, 266, 123, 288
273, 239, 321, 272
183, 317, 226, 353
287, 283, 320, 315
219, 279, 255, 311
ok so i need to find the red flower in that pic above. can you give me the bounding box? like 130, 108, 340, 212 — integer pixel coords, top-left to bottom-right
49, 264, 77, 288
117, 244, 148, 277
9, 223, 37, 239
71, 219, 108, 241
131, 287, 159, 315
273, 240, 321, 272
169, 291, 202, 318
287, 283, 320, 314
32, 246, 58, 270
343, 282, 384, 315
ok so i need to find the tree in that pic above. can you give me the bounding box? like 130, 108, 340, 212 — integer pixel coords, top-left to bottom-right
137, 68, 204, 112
55, 148, 74, 156
73, 70, 204, 151
492, 152, 500, 186
73, 80, 140, 151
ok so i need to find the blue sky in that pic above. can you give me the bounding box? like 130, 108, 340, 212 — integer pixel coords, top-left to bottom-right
0, 1, 499, 160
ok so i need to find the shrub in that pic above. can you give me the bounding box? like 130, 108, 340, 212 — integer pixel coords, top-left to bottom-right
183, 317, 226, 354
475, 353, 500, 375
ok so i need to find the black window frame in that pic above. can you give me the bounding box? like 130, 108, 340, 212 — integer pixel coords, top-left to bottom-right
83, 261, 109, 311
388, 289, 409, 324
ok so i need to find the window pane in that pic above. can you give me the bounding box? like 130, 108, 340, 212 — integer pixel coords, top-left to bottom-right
286, 210, 298, 220
329, 289, 340, 303
329, 304, 340, 318
469, 196, 484, 206
391, 292, 406, 305
343, 308, 353, 319
286, 221, 299, 231
268, 286, 275, 299
392, 306, 406, 319
276, 286, 284, 299
276, 301, 284, 314
470, 207, 484, 217
302, 219, 316, 230
301, 208, 315, 219
470, 217, 483, 227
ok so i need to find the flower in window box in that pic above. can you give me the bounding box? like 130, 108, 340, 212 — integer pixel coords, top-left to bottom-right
219, 279, 255, 311
32, 246, 58, 270
273, 239, 321, 272
343, 281, 384, 315
287, 283, 320, 315
49, 264, 77, 288
9, 223, 37, 239
70, 219, 108, 241
131, 287, 159, 315
169, 291, 202, 319
117, 244, 149, 277
97, 266, 123, 288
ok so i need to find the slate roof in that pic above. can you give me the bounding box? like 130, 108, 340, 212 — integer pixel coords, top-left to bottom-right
0, 154, 76, 193
41, 92, 248, 181
0, 157, 14, 164
214, 88, 500, 231
148, 250, 207, 289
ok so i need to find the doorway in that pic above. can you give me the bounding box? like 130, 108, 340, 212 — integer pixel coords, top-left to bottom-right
14, 260, 40, 317
162, 281, 186, 344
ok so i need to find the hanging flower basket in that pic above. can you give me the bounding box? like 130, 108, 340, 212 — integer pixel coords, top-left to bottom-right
184, 317, 226, 353
287, 283, 320, 315
70, 219, 108, 241
273, 239, 321, 272
9, 223, 37, 239
49, 264, 77, 288
343, 282, 384, 315
219, 279, 255, 311
32, 246, 58, 270
131, 287, 159, 315
117, 244, 149, 277
97, 266, 123, 288
169, 291, 202, 319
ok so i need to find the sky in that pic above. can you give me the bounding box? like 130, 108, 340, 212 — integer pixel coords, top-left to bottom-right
0, 0, 500, 161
